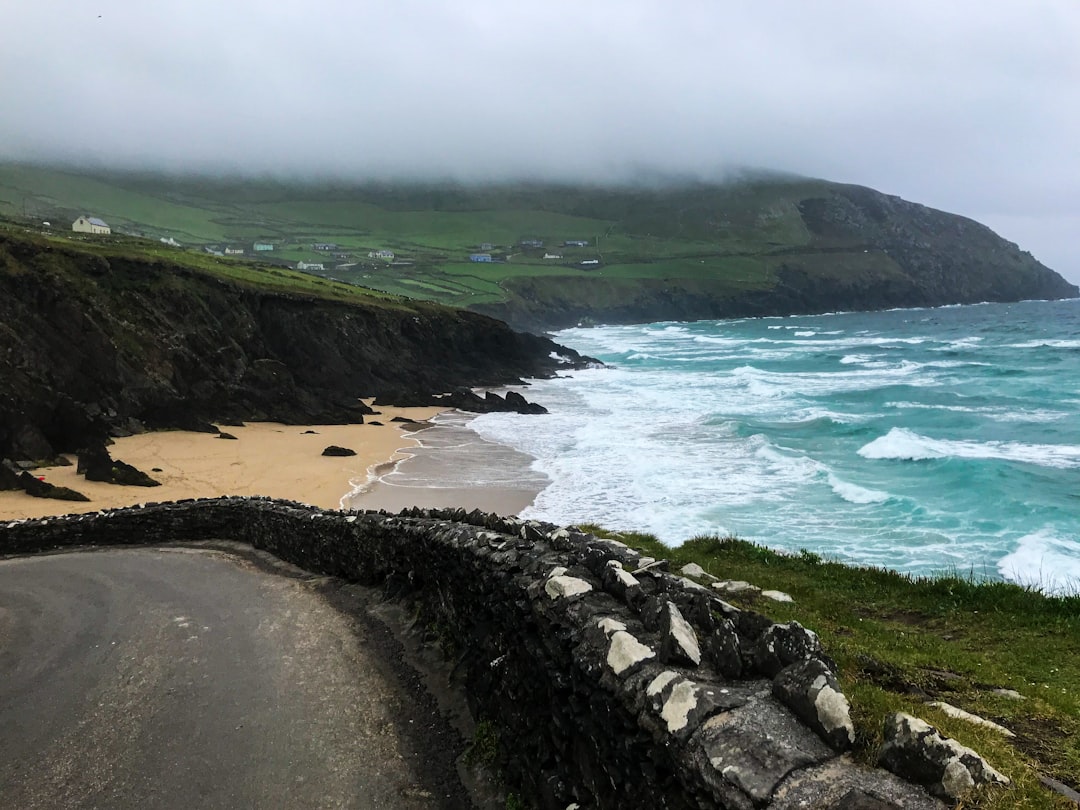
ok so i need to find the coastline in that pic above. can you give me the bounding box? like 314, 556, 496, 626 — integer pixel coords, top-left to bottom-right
0, 404, 444, 521
345, 410, 549, 516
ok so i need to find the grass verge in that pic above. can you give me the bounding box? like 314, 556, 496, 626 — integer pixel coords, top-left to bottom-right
576, 526, 1080, 809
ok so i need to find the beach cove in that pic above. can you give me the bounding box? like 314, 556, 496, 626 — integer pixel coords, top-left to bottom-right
0, 404, 446, 521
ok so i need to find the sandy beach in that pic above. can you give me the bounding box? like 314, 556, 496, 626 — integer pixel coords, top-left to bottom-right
0, 405, 445, 521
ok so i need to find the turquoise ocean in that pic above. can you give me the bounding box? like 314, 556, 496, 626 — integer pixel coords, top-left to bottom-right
465, 299, 1080, 593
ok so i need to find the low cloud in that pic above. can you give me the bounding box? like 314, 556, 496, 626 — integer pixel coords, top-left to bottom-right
3, 1, 1078, 279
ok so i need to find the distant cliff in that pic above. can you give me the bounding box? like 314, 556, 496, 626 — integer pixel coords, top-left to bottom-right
466, 181, 1079, 331
0, 230, 583, 461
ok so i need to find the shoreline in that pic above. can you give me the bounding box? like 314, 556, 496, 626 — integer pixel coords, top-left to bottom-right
345, 410, 549, 516
0, 404, 445, 521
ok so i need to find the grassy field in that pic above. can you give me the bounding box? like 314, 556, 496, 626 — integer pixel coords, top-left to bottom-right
3, 162, 1069, 331
583, 526, 1079, 808
0, 163, 865, 314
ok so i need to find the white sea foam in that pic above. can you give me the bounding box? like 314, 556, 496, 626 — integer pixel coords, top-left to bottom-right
997, 530, 1080, 595
1006, 339, 1080, 349
794, 330, 816, 337
827, 473, 891, 504
858, 428, 1080, 468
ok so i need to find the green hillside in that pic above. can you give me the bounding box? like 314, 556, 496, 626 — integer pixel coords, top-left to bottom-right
2, 164, 1074, 330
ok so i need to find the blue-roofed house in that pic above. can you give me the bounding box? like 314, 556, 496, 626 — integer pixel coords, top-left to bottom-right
72, 216, 110, 235
469, 253, 493, 262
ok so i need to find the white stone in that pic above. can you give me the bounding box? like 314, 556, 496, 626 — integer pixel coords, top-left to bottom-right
606, 560, 640, 589
992, 688, 1025, 700
647, 670, 681, 697
680, 562, 708, 578
665, 601, 702, 665
941, 759, 975, 797
545, 575, 593, 600
607, 631, 655, 675
712, 580, 758, 594
814, 684, 855, 744
761, 589, 794, 603
596, 618, 627, 638
928, 701, 1016, 737
661, 680, 698, 733
548, 566, 568, 578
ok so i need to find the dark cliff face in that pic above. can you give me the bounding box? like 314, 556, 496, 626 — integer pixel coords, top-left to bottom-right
0, 232, 580, 460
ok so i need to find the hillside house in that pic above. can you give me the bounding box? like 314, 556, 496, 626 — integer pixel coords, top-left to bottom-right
564, 239, 590, 247
297, 261, 325, 271
469, 253, 493, 262
312, 243, 338, 251
580, 259, 600, 267
543, 253, 563, 260
368, 250, 395, 260
72, 216, 110, 235
520, 239, 544, 248
253, 242, 274, 251
224, 247, 245, 255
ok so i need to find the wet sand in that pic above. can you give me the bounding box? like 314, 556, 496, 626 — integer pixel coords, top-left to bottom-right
346, 411, 549, 516
0, 405, 443, 520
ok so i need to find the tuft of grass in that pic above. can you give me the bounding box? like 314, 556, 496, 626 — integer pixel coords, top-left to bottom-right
579, 526, 1080, 808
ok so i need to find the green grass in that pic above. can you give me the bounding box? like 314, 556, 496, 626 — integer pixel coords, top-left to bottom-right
576, 526, 1080, 809
0, 162, 891, 317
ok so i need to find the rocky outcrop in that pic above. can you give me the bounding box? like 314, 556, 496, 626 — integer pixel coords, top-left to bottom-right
0, 498, 992, 809
0, 232, 586, 461
77, 442, 160, 486
878, 713, 1010, 801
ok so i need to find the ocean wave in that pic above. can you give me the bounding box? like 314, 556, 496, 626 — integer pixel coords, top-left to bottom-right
997, 529, 1080, 595
827, 473, 891, 504
1006, 339, 1080, 349
858, 427, 1080, 468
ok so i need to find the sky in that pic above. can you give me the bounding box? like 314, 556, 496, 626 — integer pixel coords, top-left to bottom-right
3, 1, 1079, 282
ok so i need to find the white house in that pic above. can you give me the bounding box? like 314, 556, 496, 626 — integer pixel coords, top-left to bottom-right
72, 216, 110, 235
368, 249, 395, 260
296, 261, 325, 271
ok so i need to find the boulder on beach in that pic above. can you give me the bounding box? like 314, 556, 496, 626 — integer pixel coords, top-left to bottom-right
77, 442, 161, 487
18, 471, 90, 502
322, 445, 357, 457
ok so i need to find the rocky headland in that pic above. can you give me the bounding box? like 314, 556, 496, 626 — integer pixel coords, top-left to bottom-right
0, 229, 585, 462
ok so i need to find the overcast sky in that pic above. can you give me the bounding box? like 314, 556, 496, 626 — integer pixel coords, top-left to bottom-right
3, 1, 1078, 282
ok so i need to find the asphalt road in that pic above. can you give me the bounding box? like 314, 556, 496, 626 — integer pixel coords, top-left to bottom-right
0, 545, 473, 810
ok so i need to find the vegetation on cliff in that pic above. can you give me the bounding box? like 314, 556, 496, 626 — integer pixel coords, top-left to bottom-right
1, 163, 1075, 331
0, 224, 583, 461
590, 526, 1080, 808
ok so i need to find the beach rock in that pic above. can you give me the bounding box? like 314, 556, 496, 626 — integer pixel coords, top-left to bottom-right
77, 443, 115, 480
303, 430, 319, 434
322, 445, 357, 457
217, 432, 238, 440
77, 443, 160, 486
390, 416, 418, 424
504, 390, 548, 414
878, 712, 1009, 800
368, 421, 384, 426
1, 459, 22, 490
18, 471, 90, 501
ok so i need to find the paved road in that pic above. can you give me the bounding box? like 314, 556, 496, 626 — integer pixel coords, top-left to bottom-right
0, 545, 471, 810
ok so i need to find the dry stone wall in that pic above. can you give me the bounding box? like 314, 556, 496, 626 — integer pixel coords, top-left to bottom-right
1, 498, 946, 809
